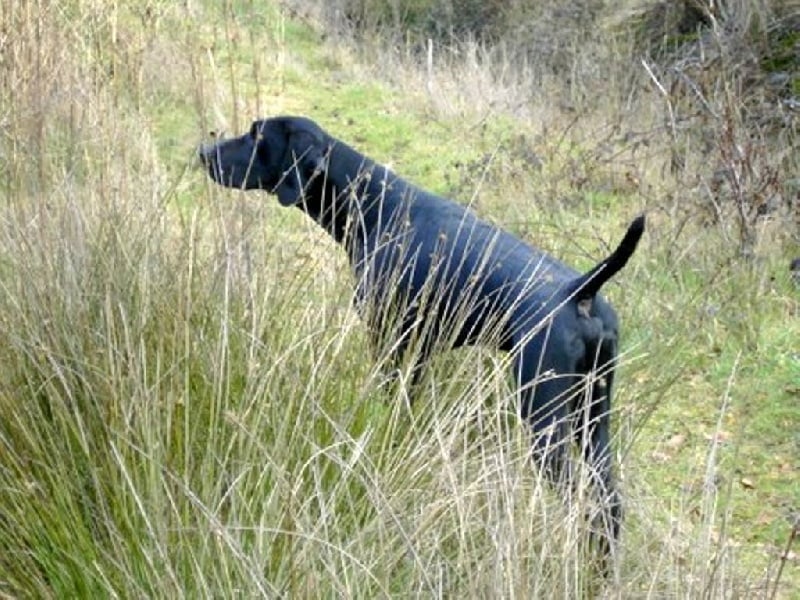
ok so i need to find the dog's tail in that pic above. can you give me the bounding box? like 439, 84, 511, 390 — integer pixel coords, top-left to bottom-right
570, 215, 645, 300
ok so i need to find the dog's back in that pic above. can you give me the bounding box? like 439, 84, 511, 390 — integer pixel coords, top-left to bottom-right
352, 179, 638, 356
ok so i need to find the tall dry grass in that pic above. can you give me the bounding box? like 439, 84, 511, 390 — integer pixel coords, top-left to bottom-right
0, 0, 797, 597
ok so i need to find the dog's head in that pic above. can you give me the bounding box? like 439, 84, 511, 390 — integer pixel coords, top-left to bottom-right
198, 116, 328, 206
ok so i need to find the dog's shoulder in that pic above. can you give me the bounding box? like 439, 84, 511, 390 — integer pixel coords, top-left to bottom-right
407, 190, 477, 227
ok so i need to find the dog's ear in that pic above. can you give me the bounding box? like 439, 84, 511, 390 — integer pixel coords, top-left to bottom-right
274, 131, 328, 207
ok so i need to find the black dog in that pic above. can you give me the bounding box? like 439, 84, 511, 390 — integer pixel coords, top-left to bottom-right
199, 116, 644, 555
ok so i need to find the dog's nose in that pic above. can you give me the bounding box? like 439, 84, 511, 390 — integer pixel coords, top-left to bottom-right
197, 143, 216, 166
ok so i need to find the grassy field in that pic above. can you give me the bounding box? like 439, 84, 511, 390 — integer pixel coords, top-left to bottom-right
0, 0, 798, 597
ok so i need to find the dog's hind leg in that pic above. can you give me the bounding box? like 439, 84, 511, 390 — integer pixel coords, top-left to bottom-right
513, 330, 578, 484
515, 326, 621, 575
582, 339, 622, 558
567, 333, 621, 573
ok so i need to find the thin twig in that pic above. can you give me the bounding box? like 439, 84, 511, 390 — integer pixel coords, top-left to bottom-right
769, 519, 798, 600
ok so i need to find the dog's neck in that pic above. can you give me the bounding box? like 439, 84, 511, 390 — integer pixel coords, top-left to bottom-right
297, 140, 415, 251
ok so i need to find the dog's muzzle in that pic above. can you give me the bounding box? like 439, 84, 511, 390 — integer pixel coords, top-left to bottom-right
197, 143, 225, 184
197, 143, 216, 167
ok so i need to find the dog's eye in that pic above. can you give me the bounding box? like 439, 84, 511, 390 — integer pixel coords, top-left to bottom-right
249, 123, 264, 142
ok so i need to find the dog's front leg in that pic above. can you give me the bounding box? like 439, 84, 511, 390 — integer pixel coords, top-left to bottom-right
354, 289, 430, 401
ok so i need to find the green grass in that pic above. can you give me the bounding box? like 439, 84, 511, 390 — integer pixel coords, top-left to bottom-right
0, 0, 798, 597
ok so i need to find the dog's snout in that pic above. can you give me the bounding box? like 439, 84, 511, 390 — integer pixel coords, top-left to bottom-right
197, 143, 215, 165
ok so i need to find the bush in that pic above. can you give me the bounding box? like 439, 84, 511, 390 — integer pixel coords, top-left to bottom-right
298, 0, 607, 76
